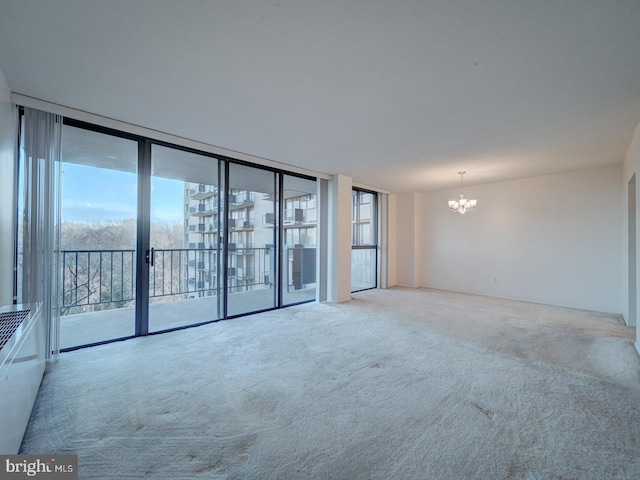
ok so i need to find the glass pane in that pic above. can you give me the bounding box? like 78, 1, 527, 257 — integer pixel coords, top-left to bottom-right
359, 195, 372, 219
351, 248, 377, 291
283, 175, 317, 305
359, 223, 372, 245
352, 190, 376, 246
352, 189, 377, 293
227, 163, 276, 316
58, 125, 138, 349
352, 190, 357, 244
149, 145, 222, 332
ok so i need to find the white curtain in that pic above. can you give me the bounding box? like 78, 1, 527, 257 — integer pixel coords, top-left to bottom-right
20, 107, 62, 361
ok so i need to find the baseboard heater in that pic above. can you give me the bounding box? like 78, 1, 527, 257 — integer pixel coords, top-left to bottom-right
0, 303, 45, 454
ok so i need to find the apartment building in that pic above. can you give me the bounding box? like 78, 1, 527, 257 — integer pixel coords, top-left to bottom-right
183, 183, 319, 301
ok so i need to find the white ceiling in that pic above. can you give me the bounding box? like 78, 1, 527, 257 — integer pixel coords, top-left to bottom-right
1, 0, 640, 192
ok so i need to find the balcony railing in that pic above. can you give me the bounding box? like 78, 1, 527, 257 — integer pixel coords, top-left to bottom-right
229, 218, 254, 230
263, 208, 317, 226
188, 204, 216, 216
188, 184, 217, 200
61, 247, 274, 314
284, 207, 317, 224
61, 249, 136, 314
229, 191, 254, 206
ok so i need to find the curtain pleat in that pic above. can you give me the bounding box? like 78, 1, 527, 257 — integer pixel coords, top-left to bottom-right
21, 107, 62, 361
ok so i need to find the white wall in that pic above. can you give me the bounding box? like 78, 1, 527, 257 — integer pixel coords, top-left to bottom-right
394, 192, 423, 288
622, 121, 640, 349
409, 166, 623, 313
328, 173, 352, 302
386, 194, 397, 287
0, 68, 15, 307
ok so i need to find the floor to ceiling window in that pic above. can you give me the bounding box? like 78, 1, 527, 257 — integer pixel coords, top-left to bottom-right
282, 174, 317, 306
57, 123, 139, 349
148, 144, 223, 332
351, 188, 378, 292
15, 110, 318, 350
226, 162, 278, 316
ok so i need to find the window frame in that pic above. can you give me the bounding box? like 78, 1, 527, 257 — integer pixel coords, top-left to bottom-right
351, 187, 378, 292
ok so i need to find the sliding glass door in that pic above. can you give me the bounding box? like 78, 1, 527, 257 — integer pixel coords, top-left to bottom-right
148, 145, 223, 332
282, 175, 317, 305
58, 124, 139, 349
226, 163, 277, 316
18, 112, 318, 350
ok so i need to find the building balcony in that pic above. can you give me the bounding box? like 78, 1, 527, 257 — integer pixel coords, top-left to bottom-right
229, 191, 254, 210
188, 184, 217, 200
227, 243, 256, 254
284, 207, 317, 225
261, 208, 317, 227
189, 204, 217, 216
229, 219, 254, 231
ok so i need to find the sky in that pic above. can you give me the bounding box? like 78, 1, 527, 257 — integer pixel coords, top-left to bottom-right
61, 163, 185, 224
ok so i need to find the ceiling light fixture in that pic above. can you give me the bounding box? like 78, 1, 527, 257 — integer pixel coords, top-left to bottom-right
448, 171, 477, 214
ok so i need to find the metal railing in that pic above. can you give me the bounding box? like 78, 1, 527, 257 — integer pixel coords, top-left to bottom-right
263, 208, 318, 226
61, 249, 136, 314
61, 247, 274, 314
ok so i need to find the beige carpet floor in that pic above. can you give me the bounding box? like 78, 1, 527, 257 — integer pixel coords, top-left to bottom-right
20, 287, 640, 479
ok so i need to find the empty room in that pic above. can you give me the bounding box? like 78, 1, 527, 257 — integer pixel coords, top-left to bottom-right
1, 1, 640, 478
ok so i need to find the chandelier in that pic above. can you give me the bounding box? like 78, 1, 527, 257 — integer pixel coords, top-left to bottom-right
448, 171, 477, 214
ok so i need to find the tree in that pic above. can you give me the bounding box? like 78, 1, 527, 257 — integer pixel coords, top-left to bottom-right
59, 219, 184, 314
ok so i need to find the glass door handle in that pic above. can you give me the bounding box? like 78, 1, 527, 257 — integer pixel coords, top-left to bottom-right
146, 247, 154, 267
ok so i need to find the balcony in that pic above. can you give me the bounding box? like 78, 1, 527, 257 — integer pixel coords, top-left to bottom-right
229, 219, 254, 231
284, 208, 304, 224
189, 184, 217, 200
188, 223, 207, 232
60, 246, 272, 310
227, 243, 256, 254
237, 268, 255, 280
229, 191, 254, 210
58, 285, 313, 351
58, 246, 313, 350
263, 212, 275, 226
262, 208, 317, 227
189, 204, 216, 216
284, 207, 317, 225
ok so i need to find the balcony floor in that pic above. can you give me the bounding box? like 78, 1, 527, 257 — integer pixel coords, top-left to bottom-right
60, 287, 315, 350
